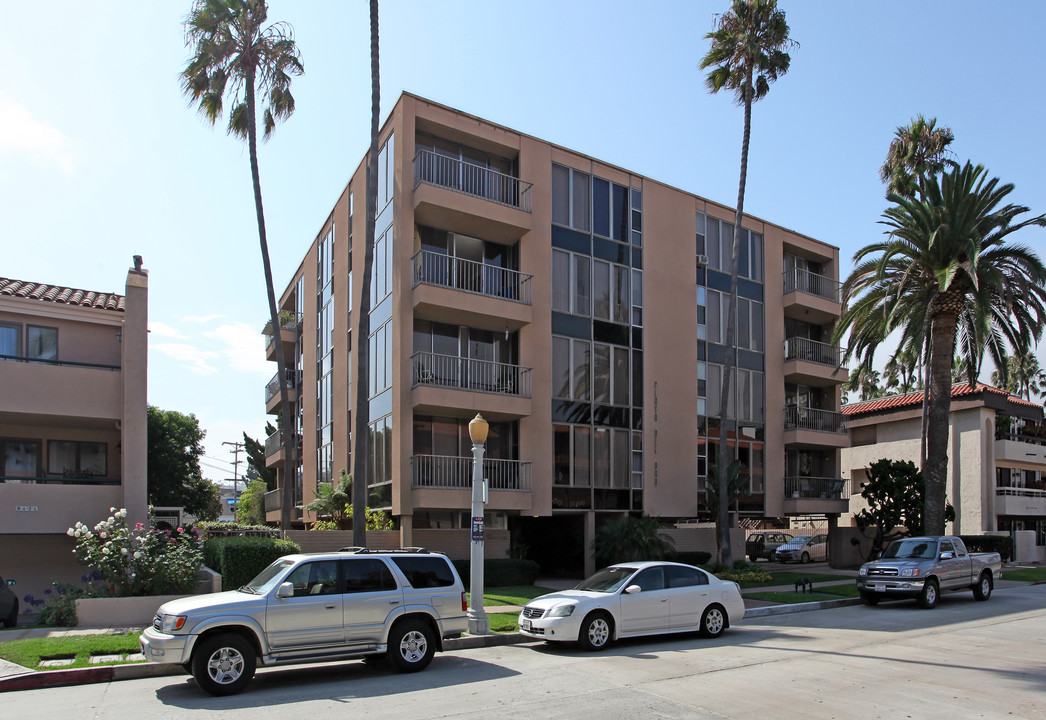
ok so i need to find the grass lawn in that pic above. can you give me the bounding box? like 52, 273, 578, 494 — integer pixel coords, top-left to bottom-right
486, 612, 520, 633
0, 632, 144, 671
1001, 567, 1046, 583
467, 585, 555, 607
740, 572, 853, 589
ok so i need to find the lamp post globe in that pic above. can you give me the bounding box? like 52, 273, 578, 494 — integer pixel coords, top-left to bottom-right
467, 413, 490, 635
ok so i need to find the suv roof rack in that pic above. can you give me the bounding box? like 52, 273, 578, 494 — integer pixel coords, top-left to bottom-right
336, 546, 438, 555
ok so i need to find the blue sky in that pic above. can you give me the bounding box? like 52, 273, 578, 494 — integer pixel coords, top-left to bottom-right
3, 1, 1045, 484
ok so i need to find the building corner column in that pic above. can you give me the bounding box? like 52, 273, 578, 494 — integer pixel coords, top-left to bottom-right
122, 257, 149, 528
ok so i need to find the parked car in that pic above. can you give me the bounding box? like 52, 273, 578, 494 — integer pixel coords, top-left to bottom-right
746, 532, 794, 562
518, 561, 745, 651
0, 577, 17, 628
856, 536, 1002, 609
139, 549, 468, 696
774, 534, 828, 563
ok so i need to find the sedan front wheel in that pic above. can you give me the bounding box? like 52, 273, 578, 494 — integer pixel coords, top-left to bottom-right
578, 612, 612, 651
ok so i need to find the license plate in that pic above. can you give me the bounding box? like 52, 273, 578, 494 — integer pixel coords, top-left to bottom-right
521, 619, 532, 632
874, 584, 886, 592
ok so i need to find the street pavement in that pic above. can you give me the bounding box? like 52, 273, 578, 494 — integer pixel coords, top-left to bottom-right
1, 582, 1043, 719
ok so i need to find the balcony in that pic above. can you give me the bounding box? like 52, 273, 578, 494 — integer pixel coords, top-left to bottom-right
411, 352, 531, 397
783, 337, 848, 386
782, 476, 851, 515
411, 455, 532, 492
783, 406, 849, 449
265, 369, 299, 414
783, 269, 842, 325
995, 486, 1046, 516
264, 488, 281, 512
412, 251, 532, 305
0, 355, 122, 421
413, 149, 533, 242
264, 431, 300, 468
263, 312, 301, 363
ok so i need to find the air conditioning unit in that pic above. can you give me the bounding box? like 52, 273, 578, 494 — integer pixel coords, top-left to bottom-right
696, 254, 709, 266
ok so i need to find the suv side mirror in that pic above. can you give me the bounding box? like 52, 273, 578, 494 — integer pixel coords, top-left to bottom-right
624, 584, 642, 594
275, 582, 295, 599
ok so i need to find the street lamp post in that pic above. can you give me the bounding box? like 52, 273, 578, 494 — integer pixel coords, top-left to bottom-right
467, 413, 490, 635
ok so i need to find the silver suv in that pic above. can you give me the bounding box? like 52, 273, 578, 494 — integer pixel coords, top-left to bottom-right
139, 549, 468, 696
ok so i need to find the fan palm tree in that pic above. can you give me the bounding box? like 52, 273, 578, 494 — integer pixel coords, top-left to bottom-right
836, 162, 1046, 535
879, 115, 955, 199
844, 363, 883, 402
992, 353, 1046, 401
182, 0, 304, 531
700, 0, 796, 566
352, 0, 380, 547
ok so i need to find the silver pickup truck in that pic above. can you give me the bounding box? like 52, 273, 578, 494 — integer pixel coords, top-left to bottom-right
856, 536, 1002, 609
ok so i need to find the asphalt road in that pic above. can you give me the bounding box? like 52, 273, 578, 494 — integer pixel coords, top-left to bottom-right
7, 584, 1045, 720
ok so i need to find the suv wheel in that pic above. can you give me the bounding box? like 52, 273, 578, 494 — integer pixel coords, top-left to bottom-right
389, 619, 435, 673
191, 633, 256, 696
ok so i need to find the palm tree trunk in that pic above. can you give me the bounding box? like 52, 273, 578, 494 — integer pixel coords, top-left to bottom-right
924, 312, 957, 535
919, 333, 930, 469
245, 70, 297, 533
715, 77, 752, 567
352, 0, 380, 547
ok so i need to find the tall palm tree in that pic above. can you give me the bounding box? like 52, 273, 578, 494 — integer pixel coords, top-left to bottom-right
182, 0, 304, 532
992, 353, 1046, 401
879, 115, 955, 199
352, 0, 380, 547
700, 0, 796, 566
844, 363, 882, 402
836, 162, 1046, 535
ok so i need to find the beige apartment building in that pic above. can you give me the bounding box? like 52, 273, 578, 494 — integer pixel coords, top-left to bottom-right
262, 94, 848, 574
842, 383, 1046, 561
0, 259, 148, 605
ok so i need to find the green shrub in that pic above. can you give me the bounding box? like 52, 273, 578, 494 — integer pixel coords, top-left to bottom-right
674, 551, 713, 566
453, 558, 540, 586
205, 536, 300, 590
711, 560, 772, 584
194, 521, 279, 539
960, 535, 1013, 561
593, 516, 675, 568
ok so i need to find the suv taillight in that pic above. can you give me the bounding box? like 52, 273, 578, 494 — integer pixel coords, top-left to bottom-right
461, 591, 468, 612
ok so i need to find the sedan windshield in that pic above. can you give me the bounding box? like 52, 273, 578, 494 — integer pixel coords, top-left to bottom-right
783, 535, 811, 547
882, 540, 936, 560
242, 559, 295, 594
576, 566, 636, 593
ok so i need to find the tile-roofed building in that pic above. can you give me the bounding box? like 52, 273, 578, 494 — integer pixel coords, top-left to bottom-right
844, 382, 1043, 417
0, 278, 125, 312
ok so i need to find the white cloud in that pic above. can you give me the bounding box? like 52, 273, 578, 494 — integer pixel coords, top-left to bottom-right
148, 321, 186, 339
0, 92, 76, 174
151, 342, 220, 375
205, 321, 272, 376
181, 314, 226, 325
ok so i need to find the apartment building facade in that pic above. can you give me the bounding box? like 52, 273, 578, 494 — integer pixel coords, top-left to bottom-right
841, 383, 1046, 561
0, 259, 148, 604
263, 94, 847, 573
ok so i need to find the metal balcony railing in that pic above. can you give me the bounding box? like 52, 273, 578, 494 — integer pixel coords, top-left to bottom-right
411, 351, 532, 398
783, 406, 846, 434
0, 353, 120, 371
783, 337, 845, 367
784, 476, 850, 500
264, 489, 281, 512
265, 369, 298, 404
412, 250, 533, 305
783, 268, 841, 302
413, 148, 532, 212
411, 455, 532, 491
996, 486, 1046, 498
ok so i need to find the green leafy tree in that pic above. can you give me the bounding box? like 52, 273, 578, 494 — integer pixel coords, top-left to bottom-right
700, 0, 796, 567
235, 478, 268, 525
836, 163, 1046, 535
243, 428, 276, 490
182, 0, 304, 532
992, 354, 1046, 402
879, 115, 955, 199
301, 472, 352, 529
593, 516, 675, 569
147, 405, 221, 520
854, 459, 954, 559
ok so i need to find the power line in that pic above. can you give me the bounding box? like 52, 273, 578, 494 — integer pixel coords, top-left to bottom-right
222, 440, 245, 493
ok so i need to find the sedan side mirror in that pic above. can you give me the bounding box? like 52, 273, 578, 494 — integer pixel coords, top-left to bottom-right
275, 582, 295, 599
624, 584, 642, 594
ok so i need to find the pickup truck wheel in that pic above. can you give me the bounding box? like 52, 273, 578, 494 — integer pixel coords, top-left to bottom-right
973, 572, 993, 601
860, 592, 879, 606
748, 555, 759, 563
191, 633, 256, 696
578, 612, 612, 651
699, 604, 726, 638
917, 579, 939, 609
388, 620, 435, 673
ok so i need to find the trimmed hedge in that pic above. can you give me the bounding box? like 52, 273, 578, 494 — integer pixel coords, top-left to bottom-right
674, 551, 713, 567
960, 535, 1013, 562
204, 536, 301, 590
453, 558, 540, 586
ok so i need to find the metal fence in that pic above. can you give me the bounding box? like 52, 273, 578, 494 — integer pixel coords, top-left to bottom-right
411, 351, 532, 398
784, 337, 844, 367
411, 455, 532, 491
413, 148, 532, 212
783, 268, 841, 301
783, 406, 846, 434
412, 250, 533, 305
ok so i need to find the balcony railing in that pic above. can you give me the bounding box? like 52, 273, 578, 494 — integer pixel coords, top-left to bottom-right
783, 406, 846, 434
411, 351, 532, 398
265, 431, 301, 457
412, 250, 533, 305
265, 369, 298, 404
783, 337, 845, 367
414, 148, 532, 212
995, 428, 1046, 446
0, 474, 119, 486
784, 476, 850, 500
783, 268, 841, 302
264, 489, 281, 512
411, 455, 532, 491
996, 486, 1046, 498
0, 353, 120, 371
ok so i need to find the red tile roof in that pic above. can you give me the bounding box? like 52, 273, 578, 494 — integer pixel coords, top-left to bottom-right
0, 278, 125, 312
843, 382, 1041, 416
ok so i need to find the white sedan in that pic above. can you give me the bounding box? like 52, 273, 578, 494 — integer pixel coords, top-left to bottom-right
518, 561, 745, 651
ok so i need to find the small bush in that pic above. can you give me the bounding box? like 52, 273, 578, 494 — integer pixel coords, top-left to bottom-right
711, 560, 773, 585
674, 551, 713, 566
205, 536, 301, 590
453, 558, 540, 587
960, 535, 1013, 562
194, 521, 279, 539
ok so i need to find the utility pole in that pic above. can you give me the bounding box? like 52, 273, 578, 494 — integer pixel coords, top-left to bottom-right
222, 440, 245, 493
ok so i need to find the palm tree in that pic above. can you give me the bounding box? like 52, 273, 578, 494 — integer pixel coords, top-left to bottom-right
836, 162, 1046, 535
879, 115, 955, 199
700, 0, 796, 566
844, 363, 882, 402
182, 0, 304, 532
992, 353, 1046, 401
883, 346, 921, 395
352, 0, 380, 547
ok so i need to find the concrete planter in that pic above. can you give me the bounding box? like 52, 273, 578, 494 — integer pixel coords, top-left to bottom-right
75, 594, 190, 628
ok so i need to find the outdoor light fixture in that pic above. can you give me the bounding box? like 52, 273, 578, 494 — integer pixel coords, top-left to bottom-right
469, 413, 489, 445
467, 413, 490, 635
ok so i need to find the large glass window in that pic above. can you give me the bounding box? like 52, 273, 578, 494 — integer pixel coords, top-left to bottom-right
0, 324, 19, 357
2, 438, 41, 479
48, 440, 107, 477
27, 326, 57, 361
377, 133, 395, 212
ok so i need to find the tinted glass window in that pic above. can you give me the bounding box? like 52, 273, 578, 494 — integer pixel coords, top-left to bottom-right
285, 561, 339, 597
631, 567, 665, 592
343, 559, 397, 593
391, 557, 456, 588
666, 566, 708, 587
593, 178, 610, 238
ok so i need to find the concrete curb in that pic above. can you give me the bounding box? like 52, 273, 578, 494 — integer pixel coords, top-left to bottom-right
742, 597, 864, 617
0, 663, 183, 693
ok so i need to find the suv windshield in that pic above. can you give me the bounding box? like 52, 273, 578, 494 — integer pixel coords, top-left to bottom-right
243, 559, 295, 593
576, 566, 636, 593
882, 540, 936, 560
